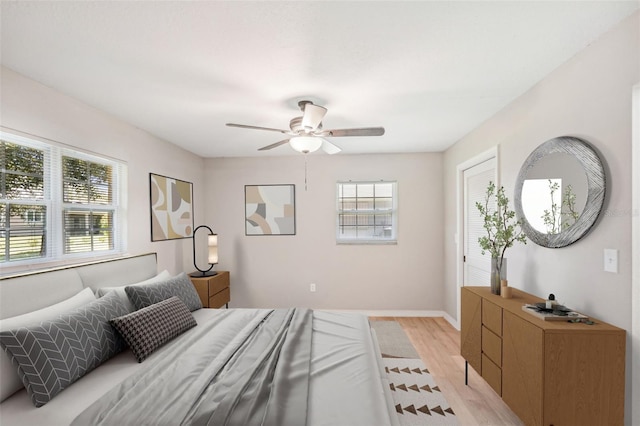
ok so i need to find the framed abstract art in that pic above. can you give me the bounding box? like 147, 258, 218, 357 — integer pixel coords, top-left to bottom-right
149, 173, 194, 241
245, 184, 296, 236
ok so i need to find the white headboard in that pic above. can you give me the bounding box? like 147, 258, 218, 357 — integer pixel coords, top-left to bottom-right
0, 253, 158, 319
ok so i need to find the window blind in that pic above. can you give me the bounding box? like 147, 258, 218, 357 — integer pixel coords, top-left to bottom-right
0, 131, 126, 267
336, 181, 397, 244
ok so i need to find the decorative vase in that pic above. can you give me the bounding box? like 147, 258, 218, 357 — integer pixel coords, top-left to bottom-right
490, 257, 507, 295
501, 279, 512, 298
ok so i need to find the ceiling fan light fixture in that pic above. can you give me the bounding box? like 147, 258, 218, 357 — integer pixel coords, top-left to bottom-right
290, 136, 322, 154
301, 103, 327, 131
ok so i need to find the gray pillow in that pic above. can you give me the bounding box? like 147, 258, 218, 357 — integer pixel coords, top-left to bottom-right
0, 292, 129, 407
0, 287, 96, 403
96, 270, 171, 312
110, 296, 197, 362
125, 272, 202, 312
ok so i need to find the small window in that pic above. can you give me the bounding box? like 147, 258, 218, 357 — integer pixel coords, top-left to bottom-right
336, 181, 397, 244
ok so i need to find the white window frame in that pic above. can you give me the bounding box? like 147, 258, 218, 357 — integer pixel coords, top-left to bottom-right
1, 130, 127, 268
336, 181, 398, 244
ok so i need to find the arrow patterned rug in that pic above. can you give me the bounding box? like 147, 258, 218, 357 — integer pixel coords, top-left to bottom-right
371, 320, 458, 426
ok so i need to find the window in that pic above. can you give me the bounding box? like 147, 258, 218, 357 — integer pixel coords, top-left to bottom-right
62, 156, 115, 253
336, 181, 397, 244
0, 131, 126, 266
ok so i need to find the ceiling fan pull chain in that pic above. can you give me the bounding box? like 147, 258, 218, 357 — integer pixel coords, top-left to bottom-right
304, 155, 308, 191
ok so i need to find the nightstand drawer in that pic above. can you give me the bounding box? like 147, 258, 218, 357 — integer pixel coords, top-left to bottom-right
210, 287, 230, 309
209, 272, 229, 294
190, 271, 230, 308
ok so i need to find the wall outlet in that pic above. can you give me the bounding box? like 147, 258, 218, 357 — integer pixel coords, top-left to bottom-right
310, 283, 316, 292
604, 248, 618, 273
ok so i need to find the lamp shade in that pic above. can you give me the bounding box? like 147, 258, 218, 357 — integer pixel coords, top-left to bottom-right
208, 234, 218, 264
290, 136, 322, 154
301, 103, 327, 130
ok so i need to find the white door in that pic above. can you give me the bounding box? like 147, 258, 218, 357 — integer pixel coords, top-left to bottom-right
463, 158, 496, 286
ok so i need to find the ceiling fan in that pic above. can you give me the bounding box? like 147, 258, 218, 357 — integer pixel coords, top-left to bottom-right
226, 100, 385, 154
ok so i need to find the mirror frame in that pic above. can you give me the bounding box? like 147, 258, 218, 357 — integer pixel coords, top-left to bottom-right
514, 136, 606, 248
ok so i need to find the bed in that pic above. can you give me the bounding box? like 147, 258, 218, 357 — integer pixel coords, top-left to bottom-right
0, 253, 398, 426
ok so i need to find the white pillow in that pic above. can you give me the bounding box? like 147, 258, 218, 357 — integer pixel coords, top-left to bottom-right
0, 287, 96, 402
96, 270, 171, 312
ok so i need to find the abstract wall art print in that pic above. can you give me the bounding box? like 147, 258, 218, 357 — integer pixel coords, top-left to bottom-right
149, 173, 194, 241
245, 184, 296, 236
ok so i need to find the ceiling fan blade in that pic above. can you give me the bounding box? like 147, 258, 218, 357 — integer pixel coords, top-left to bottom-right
227, 123, 291, 134
301, 104, 327, 131
321, 139, 342, 155
258, 139, 290, 151
320, 127, 385, 137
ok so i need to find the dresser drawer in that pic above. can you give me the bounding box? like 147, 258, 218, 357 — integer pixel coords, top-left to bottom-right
482, 299, 502, 336
482, 325, 502, 366
482, 353, 502, 396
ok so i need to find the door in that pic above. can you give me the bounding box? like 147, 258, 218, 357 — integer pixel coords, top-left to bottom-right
463, 158, 496, 286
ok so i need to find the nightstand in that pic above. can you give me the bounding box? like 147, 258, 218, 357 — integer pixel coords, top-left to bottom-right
189, 271, 230, 308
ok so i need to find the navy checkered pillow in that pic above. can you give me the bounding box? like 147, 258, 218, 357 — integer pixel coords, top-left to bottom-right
109, 297, 197, 362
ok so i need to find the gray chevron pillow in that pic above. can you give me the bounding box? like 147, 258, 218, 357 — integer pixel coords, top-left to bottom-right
110, 296, 197, 362
125, 272, 202, 312
0, 291, 129, 407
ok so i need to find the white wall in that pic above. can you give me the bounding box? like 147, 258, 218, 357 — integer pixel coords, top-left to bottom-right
204, 153, 443, 311
0, 64, 446, 312
0, 66, 205, 275
443, 11, 639, 424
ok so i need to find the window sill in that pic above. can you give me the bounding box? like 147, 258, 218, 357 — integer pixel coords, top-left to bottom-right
336, 240, 397, 245
0, 251, 124, 277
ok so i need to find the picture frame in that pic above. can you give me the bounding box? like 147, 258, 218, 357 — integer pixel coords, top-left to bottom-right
245, 184, 296, 236
149, 173, 194, 241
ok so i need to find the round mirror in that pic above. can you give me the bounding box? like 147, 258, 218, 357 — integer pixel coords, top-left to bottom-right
514, 136, 605, 248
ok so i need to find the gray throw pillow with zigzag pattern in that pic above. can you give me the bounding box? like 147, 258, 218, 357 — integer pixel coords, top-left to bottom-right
0, 291, 129, 407
125, 272, 202, 312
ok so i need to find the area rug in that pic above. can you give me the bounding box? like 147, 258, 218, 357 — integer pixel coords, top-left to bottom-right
370, 320, 458, 426
370, 320, 420, 358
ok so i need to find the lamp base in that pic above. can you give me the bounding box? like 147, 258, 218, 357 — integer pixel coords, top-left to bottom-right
189, 271, 218, 278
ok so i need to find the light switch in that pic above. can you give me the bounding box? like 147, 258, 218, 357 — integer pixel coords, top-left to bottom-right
604, 249, 618, 273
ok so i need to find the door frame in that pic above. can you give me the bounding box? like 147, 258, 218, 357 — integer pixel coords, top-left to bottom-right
455, 146, 499, 328
632, 83, 639, 426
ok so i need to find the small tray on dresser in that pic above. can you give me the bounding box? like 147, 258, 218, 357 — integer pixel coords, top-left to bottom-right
522, 304, 588, 321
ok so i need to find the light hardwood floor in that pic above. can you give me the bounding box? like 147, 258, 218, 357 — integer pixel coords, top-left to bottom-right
370, 316, 523, 426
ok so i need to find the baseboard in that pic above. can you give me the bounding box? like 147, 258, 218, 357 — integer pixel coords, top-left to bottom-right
443, 312, 460, 330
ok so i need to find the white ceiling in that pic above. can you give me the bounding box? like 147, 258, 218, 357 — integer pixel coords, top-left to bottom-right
1, 1, 638, 158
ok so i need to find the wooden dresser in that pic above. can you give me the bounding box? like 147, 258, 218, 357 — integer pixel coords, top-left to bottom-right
190, 271, 230, 308
461, 286, 625, 426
